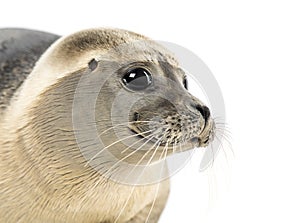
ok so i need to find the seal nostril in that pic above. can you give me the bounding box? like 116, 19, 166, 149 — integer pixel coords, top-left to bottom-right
195, 105, 210, 121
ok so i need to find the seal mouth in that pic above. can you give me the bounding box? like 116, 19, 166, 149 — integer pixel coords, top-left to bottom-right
129, 128, 147, 140
198, 120, 215, 147
128, 117, 215, 148
129, 126, 213, 149
129, 127, 172, 147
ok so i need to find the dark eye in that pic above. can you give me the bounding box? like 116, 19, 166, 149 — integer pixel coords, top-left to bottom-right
183, 76, 188, 89
122, 68, 152, 91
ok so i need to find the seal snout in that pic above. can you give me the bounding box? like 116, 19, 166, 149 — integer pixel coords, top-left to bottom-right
190, 102, 214, 147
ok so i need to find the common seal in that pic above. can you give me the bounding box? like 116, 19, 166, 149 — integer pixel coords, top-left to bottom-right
0, 28, 215, 222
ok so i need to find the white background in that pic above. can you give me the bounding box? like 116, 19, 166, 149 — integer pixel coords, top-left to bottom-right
1, 0, 300, 222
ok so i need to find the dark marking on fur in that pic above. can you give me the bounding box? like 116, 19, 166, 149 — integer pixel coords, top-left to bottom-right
0, 29, 60, 110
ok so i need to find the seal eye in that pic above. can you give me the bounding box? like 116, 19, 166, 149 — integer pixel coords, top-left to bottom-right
122, 68, 152, 91
183, 76, 188, 89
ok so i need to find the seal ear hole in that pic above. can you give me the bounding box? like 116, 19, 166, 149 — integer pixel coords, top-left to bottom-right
88, 58, 98, 71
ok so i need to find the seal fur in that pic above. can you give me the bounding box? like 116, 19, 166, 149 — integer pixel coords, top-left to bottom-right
0, 28, 214, 222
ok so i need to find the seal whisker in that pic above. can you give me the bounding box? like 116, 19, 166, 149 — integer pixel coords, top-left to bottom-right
146, 139, 164, 166
102, 136, 156, 176
215, 123, 232, 134
132, 137, 164, 168
214, 134, 230, 165
216, 128, 232, 143
215, 129, 234, 157
88, 141, 161, 221
112, 186, 136, 223
120, 128, 165, 154
215, 129, 232, 145
209, 143, 216, 168
145, 143, 169, 222
120, 134, 155, 154
214, 121, 230, 126
85, 129, 153, 166
214, 123, 232, 143
92, 129, 167, 178
214, 119, 232, 137
212, 116, 227, 122
95, 120, 161, 137
106, 133, 165, 179
112, 138, 163, 223
172, 141, 177, 154
179, 143, 183, 153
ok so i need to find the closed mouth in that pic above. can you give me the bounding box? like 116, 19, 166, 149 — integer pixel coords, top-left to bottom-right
128, 119, 214, 149
129, 128, 146, 140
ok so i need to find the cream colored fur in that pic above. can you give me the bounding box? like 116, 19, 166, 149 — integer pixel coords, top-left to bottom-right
0, 29, 172, 223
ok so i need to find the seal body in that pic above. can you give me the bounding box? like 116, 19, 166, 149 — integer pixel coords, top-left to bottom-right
0, 28, 214, 222
0, 28, 171, 223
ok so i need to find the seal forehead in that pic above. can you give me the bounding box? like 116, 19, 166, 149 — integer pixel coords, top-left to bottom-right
53, 28, 178, 68
58, 29, 147, 55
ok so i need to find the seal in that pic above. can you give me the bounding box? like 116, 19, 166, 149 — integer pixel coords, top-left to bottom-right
0, 28, 215, 222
